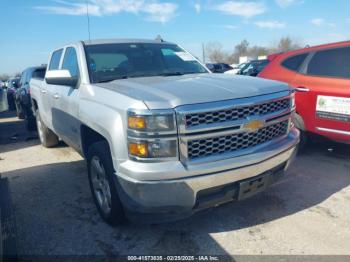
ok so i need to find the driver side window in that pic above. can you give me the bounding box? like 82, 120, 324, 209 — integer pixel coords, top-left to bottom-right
62, 47, 79, 77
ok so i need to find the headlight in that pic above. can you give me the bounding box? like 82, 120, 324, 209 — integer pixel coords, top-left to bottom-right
128, 139, 177, 159
127, 109, 178, 161
291, 92, 296, 110
128, 112, 175, 132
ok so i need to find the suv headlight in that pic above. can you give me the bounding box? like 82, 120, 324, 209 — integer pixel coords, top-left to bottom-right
128, 113, 175, 132
127, 110, 178, 161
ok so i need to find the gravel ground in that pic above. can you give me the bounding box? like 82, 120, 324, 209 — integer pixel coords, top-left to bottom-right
0, 111, 350, 257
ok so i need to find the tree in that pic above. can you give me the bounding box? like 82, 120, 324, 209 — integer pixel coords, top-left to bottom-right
205, 42, 227, 63
234, 39, 249, 57
274, 37, 302, 52
248, 45, 269, 58
0, 74, 10, 82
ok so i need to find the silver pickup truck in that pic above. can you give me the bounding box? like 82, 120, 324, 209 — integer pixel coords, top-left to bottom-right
30, 39, 299, 225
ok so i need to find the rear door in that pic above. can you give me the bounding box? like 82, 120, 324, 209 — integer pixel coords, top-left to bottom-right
52, 46, 81, 151
291, 46, 350, 141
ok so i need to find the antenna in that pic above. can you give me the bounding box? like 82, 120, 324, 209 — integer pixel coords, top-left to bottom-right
86, 0, 91, 41
202, 43, 205, 63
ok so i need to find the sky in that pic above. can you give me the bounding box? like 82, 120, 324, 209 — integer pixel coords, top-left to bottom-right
1, 0, 350, 75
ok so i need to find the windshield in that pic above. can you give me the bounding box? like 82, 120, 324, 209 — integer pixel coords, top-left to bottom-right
85, 43, 208, 83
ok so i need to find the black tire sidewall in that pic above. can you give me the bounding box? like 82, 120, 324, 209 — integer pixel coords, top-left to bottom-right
87, 141, 125, 225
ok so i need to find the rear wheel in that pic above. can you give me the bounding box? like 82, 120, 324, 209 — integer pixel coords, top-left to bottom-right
35, 109, 59, 147
26, 115, 37, 131
87, 141, 125, 226
16, 102, 25, 119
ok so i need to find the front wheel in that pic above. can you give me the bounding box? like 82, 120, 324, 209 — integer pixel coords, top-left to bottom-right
87, 141, 125, 226
294, 113, 308, 152
35, 109, 59, 147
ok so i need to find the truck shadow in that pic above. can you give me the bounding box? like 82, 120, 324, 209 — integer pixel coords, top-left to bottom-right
0, 111, 40, 153
2, 141, 350, 255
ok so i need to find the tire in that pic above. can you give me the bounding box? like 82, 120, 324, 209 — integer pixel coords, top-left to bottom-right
35, 109, 59, 147
294, 113, 308, 152
26, 115, 37, 131
87, 141, 125, 225
16, 102, 25, 119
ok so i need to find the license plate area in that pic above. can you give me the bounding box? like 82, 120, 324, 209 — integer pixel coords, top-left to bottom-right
238, 172, 271, 200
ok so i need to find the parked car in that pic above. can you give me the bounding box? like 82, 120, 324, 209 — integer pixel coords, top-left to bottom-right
259, 41, 350, 146
6, 77, 20, 111
30, 39, 299, 225
206, 63, 233, 73
16, 66, 46, 130
0, 82, 8, 112
224, 63, 248, 75
238, 59, 269, 76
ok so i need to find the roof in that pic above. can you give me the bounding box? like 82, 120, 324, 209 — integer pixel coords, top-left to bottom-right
82, 38, 175, 46
270, 40, 350, 58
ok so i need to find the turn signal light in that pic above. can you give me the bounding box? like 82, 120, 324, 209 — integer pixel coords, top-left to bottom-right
128, 142, 148, 157
128, 116, 146, 130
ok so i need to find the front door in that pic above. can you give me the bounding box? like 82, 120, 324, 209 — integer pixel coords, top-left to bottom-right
292, 46, 350, 142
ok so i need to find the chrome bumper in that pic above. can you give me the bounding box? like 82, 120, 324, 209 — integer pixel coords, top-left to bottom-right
116, 128, 299, 222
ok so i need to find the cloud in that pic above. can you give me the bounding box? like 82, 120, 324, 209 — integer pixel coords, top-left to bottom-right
255, 20, 286, 29
143, 3, 177, 23
35, 0, 178, 23
214, 1, 266, 18
212, 24, 238, 30
275, 0, 302, 8
194, 3, 201, 13
310, 18, 336, 27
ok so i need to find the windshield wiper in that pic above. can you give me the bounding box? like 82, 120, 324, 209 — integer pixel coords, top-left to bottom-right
97, 75, 128, 83
160, 71, 205, 77
160, 72, 185, 76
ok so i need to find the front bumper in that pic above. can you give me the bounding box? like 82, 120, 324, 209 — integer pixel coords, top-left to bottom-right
116, 128, 299, 222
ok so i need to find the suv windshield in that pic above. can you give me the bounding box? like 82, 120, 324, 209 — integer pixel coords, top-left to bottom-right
85, 43, 208, 83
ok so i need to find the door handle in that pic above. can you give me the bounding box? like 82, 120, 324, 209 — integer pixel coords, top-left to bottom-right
295, 87, 310, 92
41, 89, 47, 94
53, 93, 60, 99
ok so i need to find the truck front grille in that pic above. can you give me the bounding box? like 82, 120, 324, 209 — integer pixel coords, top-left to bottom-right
187, 120, 289, 160
185, 98, 290, 128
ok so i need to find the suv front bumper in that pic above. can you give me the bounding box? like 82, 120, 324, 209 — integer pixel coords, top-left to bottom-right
115, 128, 299, 222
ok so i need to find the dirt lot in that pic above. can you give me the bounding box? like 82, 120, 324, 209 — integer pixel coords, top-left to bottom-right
1, 111, 350, 257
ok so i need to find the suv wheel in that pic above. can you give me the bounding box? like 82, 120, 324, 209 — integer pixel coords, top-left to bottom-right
87, 141, 125, 225
35, 109, 59, 147
294, 113, 308, 152
16, 102, 25, 119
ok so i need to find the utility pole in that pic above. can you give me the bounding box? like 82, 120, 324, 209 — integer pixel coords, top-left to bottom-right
86, 0, 91, 41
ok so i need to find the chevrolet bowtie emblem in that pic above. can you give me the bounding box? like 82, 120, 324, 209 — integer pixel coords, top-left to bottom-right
244, 119, 265, 132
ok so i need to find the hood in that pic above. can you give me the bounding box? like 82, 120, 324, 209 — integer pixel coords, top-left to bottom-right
96, 73, 290, 109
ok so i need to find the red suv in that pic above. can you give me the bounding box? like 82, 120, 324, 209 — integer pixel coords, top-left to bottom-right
260, 41, 350, 146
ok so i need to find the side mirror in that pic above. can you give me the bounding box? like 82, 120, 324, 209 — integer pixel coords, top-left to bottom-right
45, 70, 78, 87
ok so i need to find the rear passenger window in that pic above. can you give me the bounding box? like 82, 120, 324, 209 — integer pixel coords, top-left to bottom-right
49, 49, 63, 70
281, 53, 308, 72
307, 47, 350, 78
62, 47, 79, 77
32, 69, 46, 79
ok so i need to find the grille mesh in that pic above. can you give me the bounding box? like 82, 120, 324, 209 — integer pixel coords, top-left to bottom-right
188, 121, 289, 160
185, 99, 290, 128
